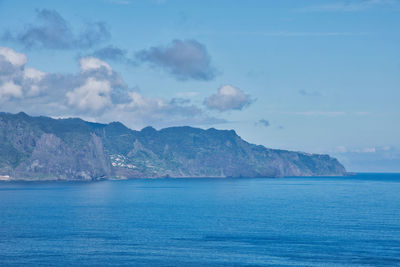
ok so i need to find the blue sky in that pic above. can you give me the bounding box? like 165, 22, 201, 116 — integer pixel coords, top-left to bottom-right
0, 0, 399, 172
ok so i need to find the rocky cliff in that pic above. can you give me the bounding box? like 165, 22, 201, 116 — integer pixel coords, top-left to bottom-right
0, 112, 347, 180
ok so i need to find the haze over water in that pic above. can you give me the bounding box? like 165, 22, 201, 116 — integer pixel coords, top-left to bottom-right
1, 173, 399, 266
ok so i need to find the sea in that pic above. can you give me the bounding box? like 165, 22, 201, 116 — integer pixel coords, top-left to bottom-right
0, 173, 399, 266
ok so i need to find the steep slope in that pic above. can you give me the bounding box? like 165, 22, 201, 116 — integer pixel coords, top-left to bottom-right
0, 112, 346, 180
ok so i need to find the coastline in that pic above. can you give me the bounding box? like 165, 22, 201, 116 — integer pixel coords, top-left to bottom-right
0, 173, 354, 182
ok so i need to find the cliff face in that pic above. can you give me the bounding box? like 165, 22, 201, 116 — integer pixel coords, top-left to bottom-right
0, 112, 346, 180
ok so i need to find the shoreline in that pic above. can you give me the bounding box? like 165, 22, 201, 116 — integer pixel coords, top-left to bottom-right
0, 172, 359, 182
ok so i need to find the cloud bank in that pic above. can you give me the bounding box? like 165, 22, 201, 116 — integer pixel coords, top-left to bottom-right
0, 46, 225, 129
332, 145, 400, 172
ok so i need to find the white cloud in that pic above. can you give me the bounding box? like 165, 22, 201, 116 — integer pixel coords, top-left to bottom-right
79, 56, 113, 74
0, 47, 49, 98
204, 85, 253, 111
0, 47, 27, 67
119, 91, 165, 110
24, 67, 46, 81
0, 81, 23, 99
23, 67, 47, 96
64, 56, 124, 113
354, 147, 377, 153
334, 146, 381, 154
106, 91, 226, 129
66, 77, 112, 112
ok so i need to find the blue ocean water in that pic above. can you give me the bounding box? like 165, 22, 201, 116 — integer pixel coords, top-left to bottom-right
0, 173, 400, 266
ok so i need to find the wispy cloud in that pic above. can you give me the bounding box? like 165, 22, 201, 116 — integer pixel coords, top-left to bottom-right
108, 0, 132, 4
201, 31, 369, 37
108, 0, 166, 4
266, 110, 374, 117
299, 90, 321, 97
355, 111, 371, 116
233, 31, 368, 37
297, 0, 398, 13
175, 91, 199, 98
257, 119, 270, 127
91, 45, 135, 65
290, 111, 347, 116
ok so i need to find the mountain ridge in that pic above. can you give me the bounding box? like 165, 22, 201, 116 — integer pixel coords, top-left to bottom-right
0, 111, 347, 180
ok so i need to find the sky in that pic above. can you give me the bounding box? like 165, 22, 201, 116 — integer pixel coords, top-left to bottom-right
0, 0, 399, 172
